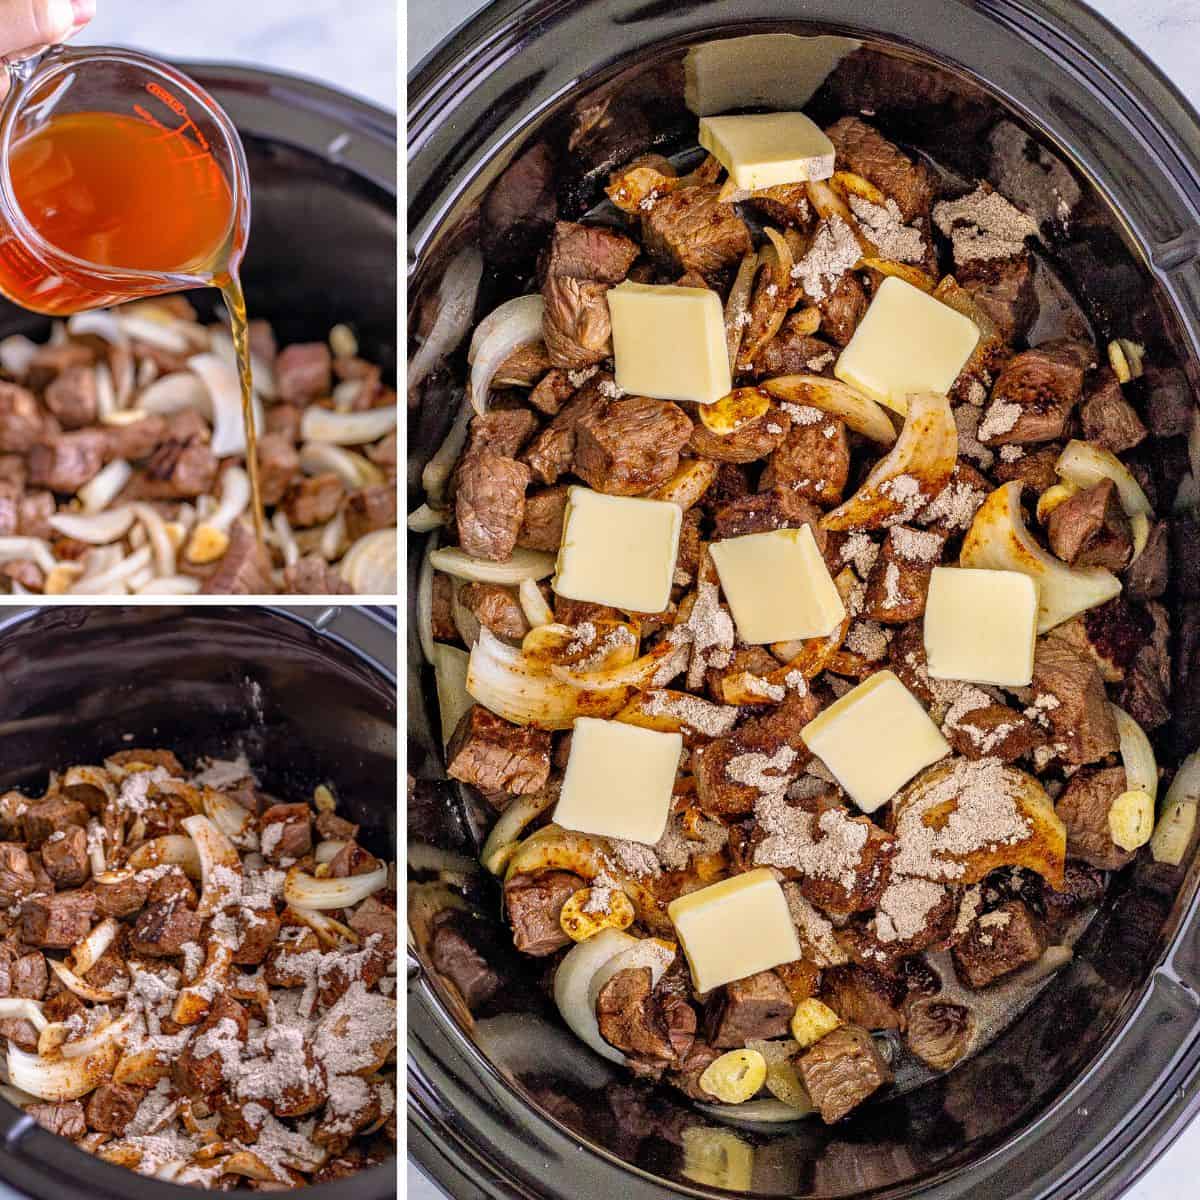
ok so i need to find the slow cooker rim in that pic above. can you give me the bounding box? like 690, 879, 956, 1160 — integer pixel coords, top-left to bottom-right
0, 603, 398, 1200
407, 3, 1200, 1199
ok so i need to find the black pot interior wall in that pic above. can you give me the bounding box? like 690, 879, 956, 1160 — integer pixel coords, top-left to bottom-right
409, 25, 1200, 1199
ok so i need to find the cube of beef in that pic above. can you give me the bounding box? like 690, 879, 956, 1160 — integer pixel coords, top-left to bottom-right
344, 484, 397, 540
348, 895, 397, 954
0, 844, 36, 906
597, 966, 684, 1062
504, 870, 582, 956
44, 366, 97, 429
943, 700, 1045, 763
1080, 368, 1147, 453
0, 383, 47, 452
255, 433, 299, 505
276, 342, 332, 403
282, 472, 344, 529
862, 526, 944, 624
798, 1024, 893, 1123
455, 447, 530, 561
704, 970, 793, 1047
260, 803, 313, 864
21, 797, 88, 849
85, 1083, 143, 1134
640, 185, 751, 277
821, 964, 907, 1032
712, 485, 826, 543
128, 900, 203, 956
979, 342, 1091, 446
446, 706, 551, 799
429, 911, 504, 1013
958, 255, 1036, 345
315, 810, 359, 842
952, 900, 1047, 988
459, 582, 529, 641
517, 486, 569, 552
825, 117, 935, 220
327, 842, 379, 878
20, 891, 97, 948
1054, 766, 1133, 871
1125, 519, 1168, 599
760, 414, 850, 506
232, 907, 282, 966
574, 396, 693, 495
26, 1101, 85, 1139
1046, 478, 1132, 570
40, 825, 90, 887
1031, 632, 1120, 764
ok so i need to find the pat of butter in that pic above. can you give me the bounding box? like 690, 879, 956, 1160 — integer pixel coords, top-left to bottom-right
800, 670, 950, 813
554, 717, 682, 845
924, 566, 1039, 687
553, 486, 682, 614
698, 112, 835, 190
607, 281, 731, 405
668, 867, 802, 993
710, 526, 845, 645
834, 276, 980, 415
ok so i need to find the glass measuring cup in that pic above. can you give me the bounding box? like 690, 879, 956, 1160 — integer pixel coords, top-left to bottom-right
0, 44, 250, 315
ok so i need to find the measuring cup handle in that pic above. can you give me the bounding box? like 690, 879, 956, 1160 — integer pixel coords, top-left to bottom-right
4, 48, 51, 93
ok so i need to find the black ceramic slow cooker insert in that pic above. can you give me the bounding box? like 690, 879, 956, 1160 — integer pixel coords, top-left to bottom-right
0, 605, 397, 1199
407, 2, 1200, 1199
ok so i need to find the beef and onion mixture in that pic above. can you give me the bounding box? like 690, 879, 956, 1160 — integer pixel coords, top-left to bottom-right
0, 298, 396, 595
417, 106, 1197, 1126
0, 750, 396, 1186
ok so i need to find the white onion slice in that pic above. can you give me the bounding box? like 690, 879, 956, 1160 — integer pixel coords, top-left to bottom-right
60, 1010, 138, 1060
182, 814, 243, 918
68, 544, 153, 594
202, 788, 257, 851
130, 503, 178, 577
68, 310, 127, 345
187, 352, 261, 458
408, 503, 446, 533
429, 545, 555, 584
421, 390, 471, 508
47, 958, 126, 1003
118, 312, 195, 352
696, 1099, 812, 1124
417, 533, 438, 663
1111, 703, 1158, 802
340, 527, 397, 593
1056, 440, 1152, 518
136, 575, 202, 595
210, 328, 277, 399
553, 928, 638, 1064
0, 536, 56, 574
432, 643, 472, 747
94, 362, 116, 421
127, 834, 202, 879
518, 578, 554, 628
47, 506, 135, 544
137, 372, 211, 416
467, 293, 545, 416
78, 459, 133, 513
7, 1042, 118, 1101
314, 839, 348, 865
0, 998, 46, 1031
299, 443, 385, 489
407, 245, 484, 396
283, 864, 388, 910
70, 916, 121, 976
480, 788, 558, 874
301, 405, 397, 446
551, 641, 688, 692
0, 334, 37, 377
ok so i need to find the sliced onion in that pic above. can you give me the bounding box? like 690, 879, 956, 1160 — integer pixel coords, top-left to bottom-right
0, 334, 37, 377
131, 502, 178, 577
408, 503, 446, 533
314, 840, 348, 865
551, 639, 689, 692
432, 643, 472, 747
468, 628, 628, 729
1111, 703, 1158, 802
321, 508, 347, 561
202, 788, 257, 851
467, 294, 545, 417
763, 375, 898, 445
283, 864, 388, 910
450, 581, 481, 648
429, 545, 555, 584
137, 575, 201, 595
421, 389, 471, 509
724, 250, 758, 369
48, 506, 135, 545
480, 788, 558, 875
118, 313, 194, 353
7, 1042, 118, 1101
417, 532, 438, 663
46, 957, 126, 1004
68, 310, 127, 345
94, 362, 116, 421
127, 834, 202, 879
173, 937, 234, 1025
78, 459, 133, 513
696, 1099, 811, 1124
188, 353, 261, 458
60, 1010, 137, 1060
553, 928, 638, 1064
340, 528, 397, 593
301, 405, 397, 446
518, 578, 554, 628
68, 544, 153, 594
70, 916, 121, 976
299, 443, 385, 489
210, 328, 277, 400
0, 536, 56, 573
285, 903, 358, 949
1056, 439, 1152, 519
137, 371, 211, 416
0, 998, 46, 1031
408, 245, 484, 396
182, 814, 243, 918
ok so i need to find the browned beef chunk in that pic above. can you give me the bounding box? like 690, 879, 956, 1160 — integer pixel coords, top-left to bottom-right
798, 1023, 893, 1123
21, 797, 88, 849
44, 366, 97, 429
991, 444, 1062, 493
85, 1083, 143, 1134
101, 414, 169, 462
641, 185, 752, 276
283, 472, 345, 528
543, 221, 639, 284
349, 895, 397, 954
670, 1039, 721, 1100
148, 867, 196, 908
176, 994, 249, 1097
750, 319, 839, 379
467, 409, 540, 460
460, 582, 529, 640
455, 447, 530, 561
1051, 599, 1150, 684
0, 845, 35, 906
266, 403, 302, 443
979, 342, 1091, 445
945, 699, 1045, 763
1031, 633, 1120, 764
430, 571, 458, 643
1055, 766, 1132, 870
704, 970, 793, 1047
1120, 601, 1171, 730
261, 803, 313, 863
689, 406, 787, 466
818, 273, 869, 347
276, 342, 332, 402
0, 383, 46, 452
528, 368, 575, 415
232, 906, 280, 966
128, 899, 202, 956
1046, 478, 1132, 570
93, 871, 149, 918
958, 255, 1036, 344
862, 526, 944, 624
1043, 862, 1107, 929
597, 966, 678, 1060
504, 869, 582, 956
315, 810, 358, 842
1126, 519, 1168, 599
574, 396, 692, 495
27, 1101, 85, 1139
821, 964, 907, 1032
493, 343, 552, 388
446, 705, 551, 798
517, 486, 568, 551
282, 555, 352, 595
1080, 369, 1147, 453
256, 432, 299, 505
429, 911, 504, 1012
27, 431, 106, 493
20, 891, 97, 948
344, 484, 397, 540
713, 485, 826, 543
826, 117, 935, 220
201, 520, 273, 594
1143, 365, 1193, 438
952, 900, 1046, 988
6, 951, 45, 1001
482, 142, 557, 264
760, 414, 850, 506
328, 841, 380, 880
40, 826, 89, 887
906, 999, 976, 1071
522, 377, 608, 485
130, 437, 218, 500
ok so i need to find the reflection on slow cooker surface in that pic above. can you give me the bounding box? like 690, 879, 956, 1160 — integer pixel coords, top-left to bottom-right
409, 16, 1200, 1200
0, 605, 397, 1193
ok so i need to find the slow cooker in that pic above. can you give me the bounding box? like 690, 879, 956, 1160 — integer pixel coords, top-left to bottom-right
407, 3, 1200, 1198
0, 604, 396, 1199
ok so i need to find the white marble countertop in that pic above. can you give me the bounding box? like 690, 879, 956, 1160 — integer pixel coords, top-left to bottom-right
407, 0, 1200, 1197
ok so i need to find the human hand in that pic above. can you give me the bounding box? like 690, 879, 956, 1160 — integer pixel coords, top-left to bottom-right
0, 0, 94, 95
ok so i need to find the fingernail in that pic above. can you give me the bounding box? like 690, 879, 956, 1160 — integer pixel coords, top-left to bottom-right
71, 0, 96, 20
